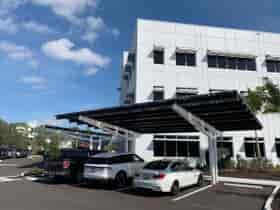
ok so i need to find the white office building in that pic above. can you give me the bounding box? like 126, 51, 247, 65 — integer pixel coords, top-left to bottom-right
120, 19, 280, 165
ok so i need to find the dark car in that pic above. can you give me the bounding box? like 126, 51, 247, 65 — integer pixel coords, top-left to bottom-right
0, 148, 9, 160
15, 149, 29, 158
44, 148, 104, 183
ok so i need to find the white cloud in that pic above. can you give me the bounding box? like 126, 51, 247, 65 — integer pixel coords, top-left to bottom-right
0, 40, 39, 68
82, 16, 120, 43
21, 21, 55, 34
42, 38, 110, 67
20, 75, 46, 84
19, 75, 47, 89
0, 18, 18, 33
31, 0, 99, 23
82, 16, 104, 43
84, 67, 99, 76
28, 117, 65, 128
0, 0, 26, 16
111, 28, 120, 38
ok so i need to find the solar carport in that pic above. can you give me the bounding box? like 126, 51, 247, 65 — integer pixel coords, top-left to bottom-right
55, 91, 262, 184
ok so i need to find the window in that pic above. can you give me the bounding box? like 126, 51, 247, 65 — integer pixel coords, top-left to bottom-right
207, 55, 217, 68
244, 137, 265, 157
153, 90, 164, 101
153, 141, 165, 156
176, 52, 196, 66
266, 60, 280, 73
275, 138, 280, 158
227, 57, 237, 69
166, 141, 177, 157
153, 50, 164, 64
218, 56, 227, 68
217, 137, 233, 158
153, 135, 200, 157
207, 55, 256, 71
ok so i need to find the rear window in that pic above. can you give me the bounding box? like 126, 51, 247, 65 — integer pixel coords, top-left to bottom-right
144, 161, 171, 170
87, 157, 112, 165
60, 150, 89, 159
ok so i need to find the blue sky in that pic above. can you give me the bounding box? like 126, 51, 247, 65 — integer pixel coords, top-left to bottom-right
0, 0, 279, 125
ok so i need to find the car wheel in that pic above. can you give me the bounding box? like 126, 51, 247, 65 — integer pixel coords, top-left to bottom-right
197, 174, 204, 186
115, 172, 127, 188
170, 181, 180, 196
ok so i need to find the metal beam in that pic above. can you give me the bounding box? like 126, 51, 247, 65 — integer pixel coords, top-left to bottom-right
172, 103, 221, 185
172, 104, 221, 137
78, 115, 139, 140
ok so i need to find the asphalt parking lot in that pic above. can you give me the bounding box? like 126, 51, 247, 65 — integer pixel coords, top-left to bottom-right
0, 159, 273, 210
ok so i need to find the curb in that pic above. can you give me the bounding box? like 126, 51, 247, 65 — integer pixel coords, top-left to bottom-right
263, 185, 280, 210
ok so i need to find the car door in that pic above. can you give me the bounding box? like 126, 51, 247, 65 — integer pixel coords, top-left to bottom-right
170, 162, 187, 187
181, 163, 198, 186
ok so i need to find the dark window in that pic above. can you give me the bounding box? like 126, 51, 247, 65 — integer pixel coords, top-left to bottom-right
176, 53, 196, 66
247, 59, 257, 71
144, 160, 171, 170
177, 141, 188, 157
153, 90, 164, 101
217, 56, 227, 68
217, 142, 233, 157
188, 142, 200, 157
166, 141, 177, 157
208, 55, 217, 68
177, 141, 200, 157
244, 142, 265, 157
175, 92, 197, 99
208, 54, 256, 71
266, 60, 275, 72
276, 144, 280, 158
227, 57, 237, 69
237, 58, 247, 70
275, 138, 280, 158
186, 53, 196, 66
154, 50, 164, 64
170, 162, 184, 172
176, 53, 186, 66
266, 60, 280, 73
153, 141, 165, 157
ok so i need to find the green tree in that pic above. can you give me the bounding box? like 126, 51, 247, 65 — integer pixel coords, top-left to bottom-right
245, 78, 280, 158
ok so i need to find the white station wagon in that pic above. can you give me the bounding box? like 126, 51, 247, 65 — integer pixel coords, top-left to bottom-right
84, 153, 145, 187
133, 160, 203, 195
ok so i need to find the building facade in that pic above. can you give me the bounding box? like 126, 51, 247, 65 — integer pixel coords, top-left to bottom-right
120, 19, 280, 165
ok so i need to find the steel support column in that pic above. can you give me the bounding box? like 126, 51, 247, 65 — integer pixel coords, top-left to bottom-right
172, 103, 221, 185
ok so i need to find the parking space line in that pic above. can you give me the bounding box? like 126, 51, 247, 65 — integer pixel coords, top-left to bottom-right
172, 185, 213, 202
224, 182, 263, 189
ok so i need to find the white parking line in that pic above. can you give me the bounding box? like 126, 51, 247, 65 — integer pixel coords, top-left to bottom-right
224, 182, 263, 189
0, 164, 18, 167
172, 185, 213, 202
0, 177, 22, 183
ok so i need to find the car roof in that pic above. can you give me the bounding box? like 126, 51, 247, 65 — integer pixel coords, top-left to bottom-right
93, 152, 135, 158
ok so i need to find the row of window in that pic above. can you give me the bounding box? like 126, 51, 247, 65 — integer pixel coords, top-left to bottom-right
152, 49, 280, 73
153, 87, 199, 101
153, 137, 280, 158
207, 55, 256, 71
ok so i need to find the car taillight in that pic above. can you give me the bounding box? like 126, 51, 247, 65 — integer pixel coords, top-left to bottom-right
153, 173, 165, 179
63, 160, 70, 169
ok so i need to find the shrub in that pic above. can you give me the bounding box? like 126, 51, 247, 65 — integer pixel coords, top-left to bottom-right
224, 159, 236, 169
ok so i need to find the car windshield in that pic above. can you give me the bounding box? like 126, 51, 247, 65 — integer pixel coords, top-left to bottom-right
144, 160, 171, 170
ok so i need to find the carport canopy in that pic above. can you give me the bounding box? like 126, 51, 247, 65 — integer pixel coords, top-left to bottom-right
56, 91, 262, 134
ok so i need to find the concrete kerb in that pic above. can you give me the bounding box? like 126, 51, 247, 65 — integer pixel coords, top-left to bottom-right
204, 175, 280, 210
